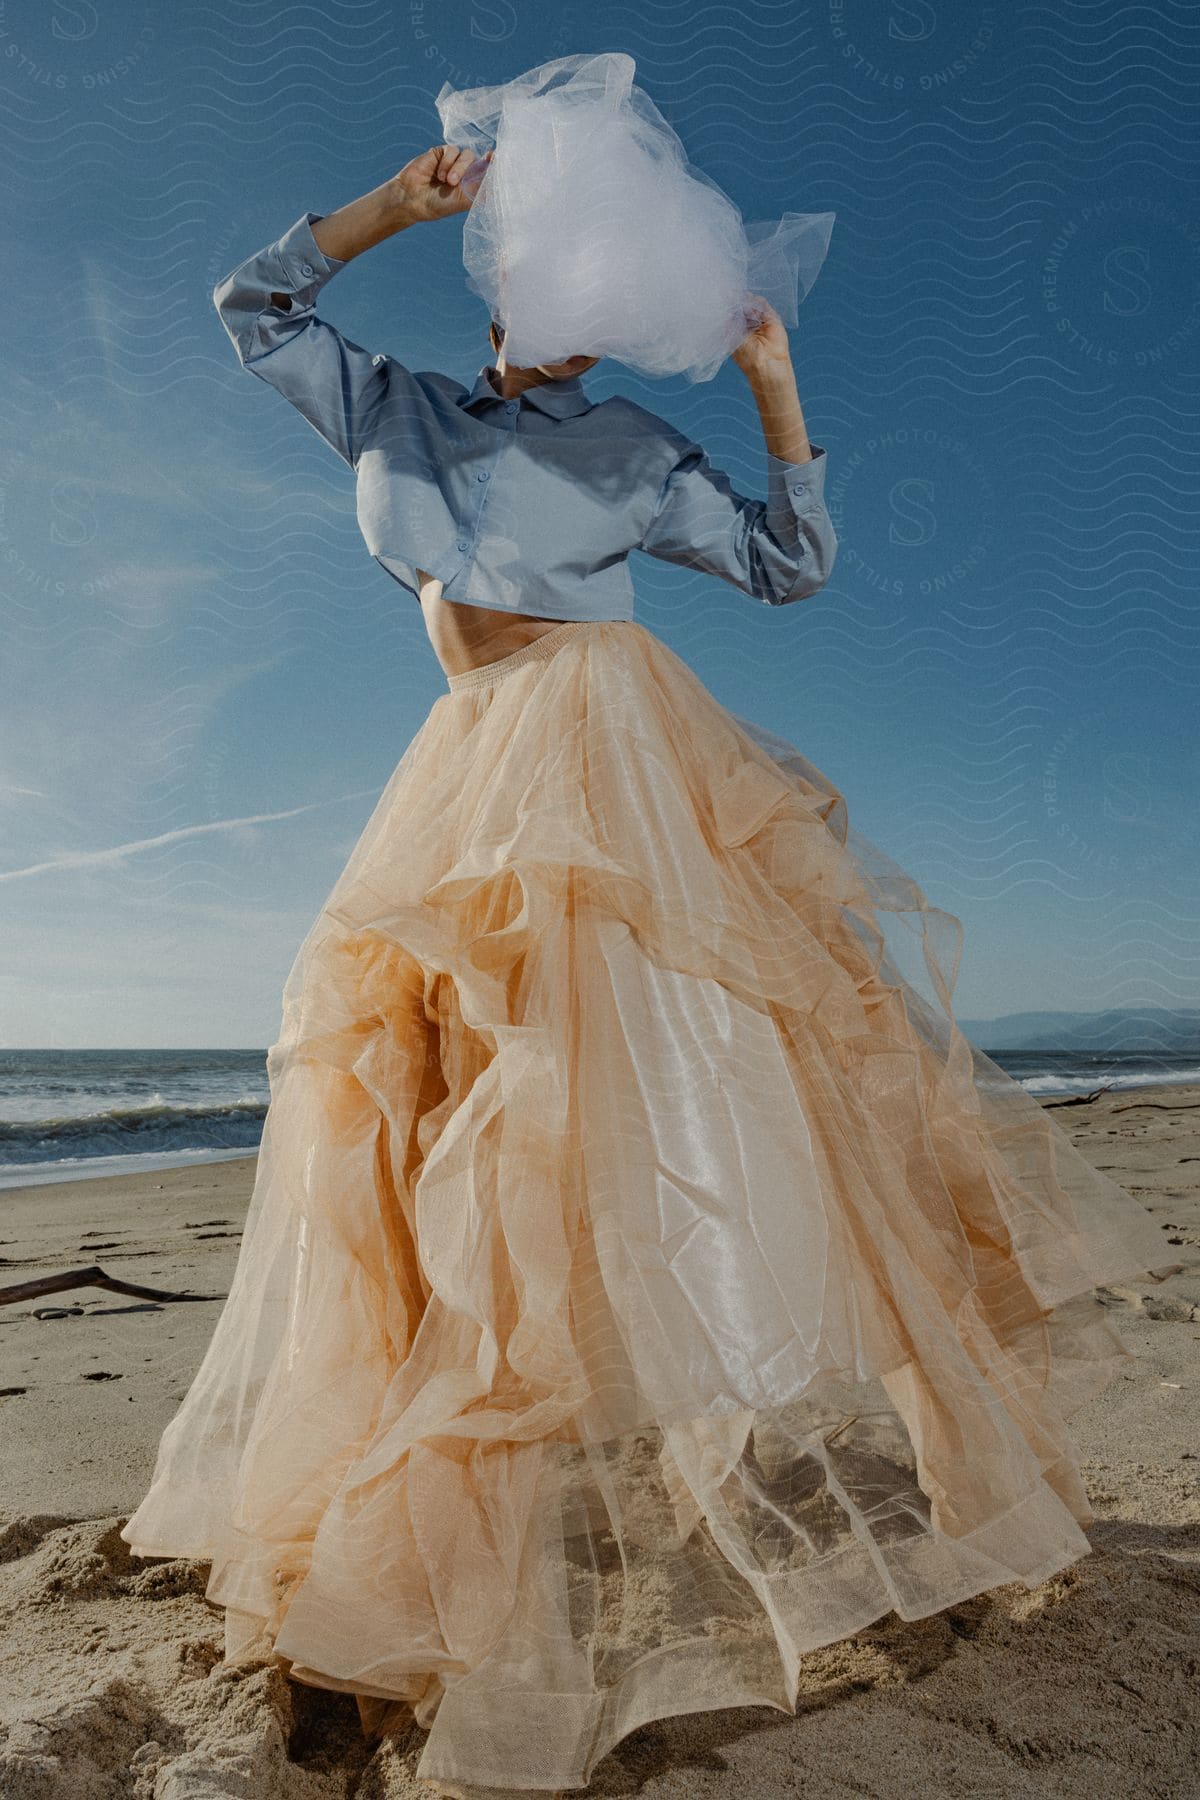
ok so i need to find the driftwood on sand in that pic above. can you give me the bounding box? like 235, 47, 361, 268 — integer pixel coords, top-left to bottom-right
0, 1265, 216, 1308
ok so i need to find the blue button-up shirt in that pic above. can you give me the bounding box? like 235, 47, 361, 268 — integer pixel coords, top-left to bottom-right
212, 212, 839, 620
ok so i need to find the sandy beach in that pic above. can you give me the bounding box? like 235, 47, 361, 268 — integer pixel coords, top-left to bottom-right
1, 1083, 1197, 1797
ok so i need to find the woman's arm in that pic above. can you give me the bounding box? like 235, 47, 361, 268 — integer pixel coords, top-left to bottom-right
307, 144, 492, 266
305, 178, 415, 268
636, 436, 836, 606
745, 367, 814, 465
212, 144, 491, 467
636, 299, 837, 606
732, 295, 815, 465
266, 145, 492, 312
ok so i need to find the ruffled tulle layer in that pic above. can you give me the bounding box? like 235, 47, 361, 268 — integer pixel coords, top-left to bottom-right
120, 618, 1167, 1791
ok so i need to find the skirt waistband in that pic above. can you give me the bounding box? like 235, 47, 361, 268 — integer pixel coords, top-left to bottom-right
445, 620, 596, 693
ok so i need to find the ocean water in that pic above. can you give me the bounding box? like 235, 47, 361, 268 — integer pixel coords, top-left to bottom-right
0, 1044, 1198, 1191
0, 1049, 269, 1190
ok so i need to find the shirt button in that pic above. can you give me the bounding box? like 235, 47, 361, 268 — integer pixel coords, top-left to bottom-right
456, 539, 469, 552
791, 483, 809, 497
505, 401, 518, 414
300, 262, 314, 277
372, 354, 385, 366
476, 470, 489, 481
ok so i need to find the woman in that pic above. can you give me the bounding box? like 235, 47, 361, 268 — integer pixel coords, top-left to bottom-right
120, 145, 1169, 1799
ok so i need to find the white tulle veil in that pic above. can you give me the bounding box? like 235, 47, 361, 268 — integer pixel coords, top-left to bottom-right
435, 51, 835, 382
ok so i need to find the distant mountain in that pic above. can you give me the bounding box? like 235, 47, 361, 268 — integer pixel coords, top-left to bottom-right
957, 1007, 1200, 1053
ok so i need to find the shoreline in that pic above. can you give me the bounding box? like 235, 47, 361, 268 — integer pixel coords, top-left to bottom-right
0, 1147, 260, 1194
6, 1070, 1200, 1197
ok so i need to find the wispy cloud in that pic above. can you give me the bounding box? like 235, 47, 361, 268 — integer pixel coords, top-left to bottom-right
0, 790, 380, 884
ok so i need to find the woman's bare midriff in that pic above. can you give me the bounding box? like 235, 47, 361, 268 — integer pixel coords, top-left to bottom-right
415, 569, 569, 678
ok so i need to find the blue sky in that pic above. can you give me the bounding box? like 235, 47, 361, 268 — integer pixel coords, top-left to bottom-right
1, 0, 1197, 1048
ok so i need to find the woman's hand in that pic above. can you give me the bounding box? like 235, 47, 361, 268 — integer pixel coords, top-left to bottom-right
310, 150, 492, 263
730, 294, 793, 382
390, 144, 494, 225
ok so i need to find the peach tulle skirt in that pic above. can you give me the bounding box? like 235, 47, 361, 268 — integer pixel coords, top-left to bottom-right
120, 617, 1167, 1791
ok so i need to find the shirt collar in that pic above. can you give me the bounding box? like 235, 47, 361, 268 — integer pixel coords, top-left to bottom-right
460, 362, 593, 419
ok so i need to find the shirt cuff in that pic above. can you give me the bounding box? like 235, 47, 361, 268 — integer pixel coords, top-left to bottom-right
269, 211, 348, 303
767, 445, 828, 514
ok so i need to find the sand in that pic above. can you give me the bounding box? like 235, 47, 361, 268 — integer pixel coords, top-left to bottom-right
1, 1084, 1197, 1797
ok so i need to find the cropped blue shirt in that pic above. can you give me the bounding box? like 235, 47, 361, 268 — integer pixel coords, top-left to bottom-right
212, 212, 839, 621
